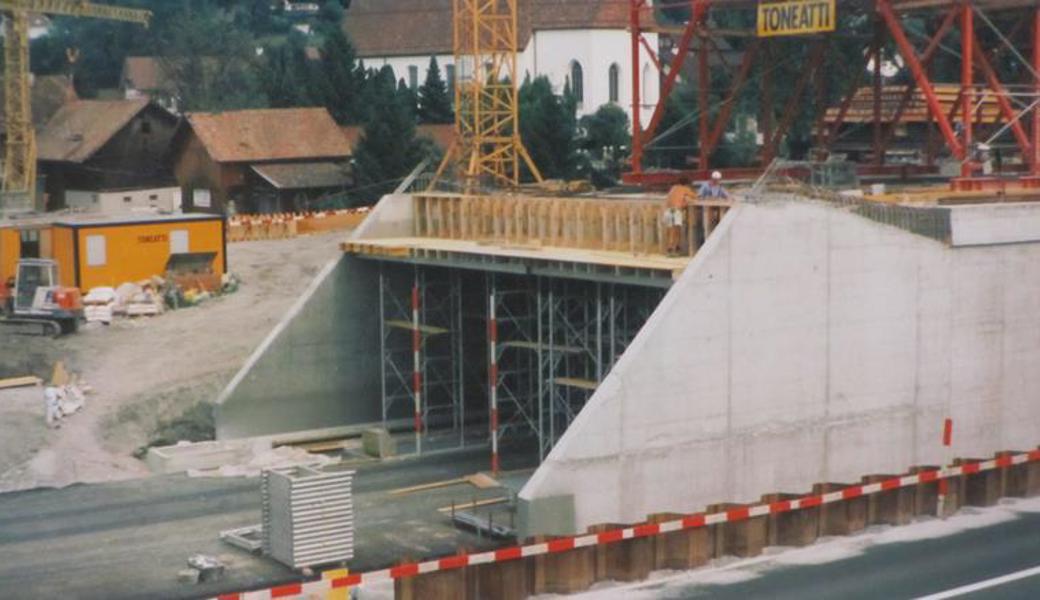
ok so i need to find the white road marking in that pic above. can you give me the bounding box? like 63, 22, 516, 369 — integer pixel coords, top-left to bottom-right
915, 565, 1040, 599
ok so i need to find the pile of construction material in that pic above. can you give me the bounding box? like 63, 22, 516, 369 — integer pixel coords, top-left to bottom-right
146, 438, 338, 478
261, 465, 355, 569
0, 361, 94, 428
83, 273, 240, 324
227, 207, 370, 242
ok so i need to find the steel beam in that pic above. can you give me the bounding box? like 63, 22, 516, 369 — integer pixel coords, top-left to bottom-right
640, 0, 710, 148
630, 0, 645, 174
1034, 5, 1040, 173
764, 41, 827, 163
698, 35, 711, 170
873, 18, 885, 165
706, 39, 759, 156
961, 0, 973, 176
971, 33, 1031, 156
877, 0, 965, 158
878, 4, 960, 151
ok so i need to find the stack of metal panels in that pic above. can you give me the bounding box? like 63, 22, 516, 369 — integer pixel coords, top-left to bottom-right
261, 465, 355, 569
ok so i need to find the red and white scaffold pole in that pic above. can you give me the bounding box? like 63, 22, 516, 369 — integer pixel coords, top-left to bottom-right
938, 417, 954, 517
488, 283, 500, 474
412, 278, 422, 455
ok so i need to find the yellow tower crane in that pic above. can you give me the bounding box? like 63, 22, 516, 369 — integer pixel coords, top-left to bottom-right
431, 0, 542, 190
0, 1, 151, 213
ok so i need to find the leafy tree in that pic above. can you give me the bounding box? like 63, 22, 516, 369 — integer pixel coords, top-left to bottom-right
397, 78, 418, 120
318, 28, 362, 123
261, 35, 317, 108
417, 57, 453, 124
580, 104, 629, 160
155, 4, 268, 111
318, 1, 345, 24
518, 75, 578, 180
352, 66, 427, 202
579, 104, 629, 187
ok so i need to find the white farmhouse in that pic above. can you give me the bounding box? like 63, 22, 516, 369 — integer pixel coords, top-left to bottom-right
343, 0, 660, 124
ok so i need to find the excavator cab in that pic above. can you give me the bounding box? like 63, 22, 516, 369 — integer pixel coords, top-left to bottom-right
5, 259, 82, 335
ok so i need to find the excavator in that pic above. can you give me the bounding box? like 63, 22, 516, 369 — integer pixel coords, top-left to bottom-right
0, 258, 82, 336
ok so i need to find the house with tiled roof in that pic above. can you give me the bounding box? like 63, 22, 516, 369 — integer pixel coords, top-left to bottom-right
36, 98, 180, 211
343, 0, 660, 124
171, 107, 353, 214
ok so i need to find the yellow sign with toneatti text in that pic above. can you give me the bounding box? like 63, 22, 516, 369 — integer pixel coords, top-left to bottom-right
757, 0, 836, 37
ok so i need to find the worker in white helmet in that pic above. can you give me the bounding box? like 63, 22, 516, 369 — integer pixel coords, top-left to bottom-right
698, 171, 730, 200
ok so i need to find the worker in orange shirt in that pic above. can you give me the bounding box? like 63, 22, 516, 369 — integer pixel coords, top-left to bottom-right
664, 176, 696, 256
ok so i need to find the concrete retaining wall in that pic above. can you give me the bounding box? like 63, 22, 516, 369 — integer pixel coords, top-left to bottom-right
215, 254, 382, 439
519, 198, 1040, 535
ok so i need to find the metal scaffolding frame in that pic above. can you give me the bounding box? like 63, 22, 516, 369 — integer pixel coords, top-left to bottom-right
488, 273, 664, 467
378, 263, 465, 455
376, 260, 666, 468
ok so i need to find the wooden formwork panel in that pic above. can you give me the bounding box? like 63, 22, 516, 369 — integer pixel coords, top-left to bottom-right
412, 193, 731, 257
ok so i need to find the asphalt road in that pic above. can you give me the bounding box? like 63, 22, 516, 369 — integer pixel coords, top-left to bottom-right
0, 444, 535, 600
612, 502, 1040, 599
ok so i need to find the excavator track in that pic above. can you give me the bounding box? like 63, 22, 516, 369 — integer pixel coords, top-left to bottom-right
0, 318, 61, 338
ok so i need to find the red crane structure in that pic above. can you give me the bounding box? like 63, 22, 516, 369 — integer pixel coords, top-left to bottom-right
625, 0, 1040, 192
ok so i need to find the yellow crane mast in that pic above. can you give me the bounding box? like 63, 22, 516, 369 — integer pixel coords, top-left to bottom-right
0, 0, 150, 212
432, 0, 542, 189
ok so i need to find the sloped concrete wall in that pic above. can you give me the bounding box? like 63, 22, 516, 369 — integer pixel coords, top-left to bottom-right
519, 198, 1040, 535
216, 254, 382, 439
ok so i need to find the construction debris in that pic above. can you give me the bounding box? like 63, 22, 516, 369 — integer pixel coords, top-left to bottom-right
82, 287, 117, 324
183, 444, 338, 478
361, 427, 395, 458
219, 525, 264, 554
81, 273, 240, 326
186, 554, 224, 583
50, 361, 69, 386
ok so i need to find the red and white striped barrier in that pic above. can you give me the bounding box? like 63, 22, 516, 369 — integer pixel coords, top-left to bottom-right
213, 448, 1040, 600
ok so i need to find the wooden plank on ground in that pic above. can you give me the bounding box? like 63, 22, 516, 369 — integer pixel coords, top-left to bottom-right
0, 376, 42, 390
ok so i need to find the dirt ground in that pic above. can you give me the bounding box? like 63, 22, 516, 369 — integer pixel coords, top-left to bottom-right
0, 230, 346, 492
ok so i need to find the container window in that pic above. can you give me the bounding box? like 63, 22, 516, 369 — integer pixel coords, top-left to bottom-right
19, 229, 40, 258
194, 188, 212, 209
170, 230, 189, 254
123, 196, 132, 203
86, 235, 106, 266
